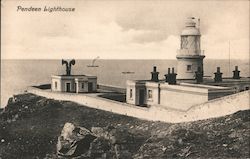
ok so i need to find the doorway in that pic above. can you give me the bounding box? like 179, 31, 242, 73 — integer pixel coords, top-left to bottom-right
66, 83, 71, 92
74, 83, 77, 93
139, 89, 145, 106
88, 82, 93, 92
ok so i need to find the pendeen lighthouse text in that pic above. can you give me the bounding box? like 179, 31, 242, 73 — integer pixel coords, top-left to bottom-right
17, 6, 75, 12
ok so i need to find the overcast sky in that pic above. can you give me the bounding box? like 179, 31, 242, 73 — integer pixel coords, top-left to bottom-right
1, 0, 249, 59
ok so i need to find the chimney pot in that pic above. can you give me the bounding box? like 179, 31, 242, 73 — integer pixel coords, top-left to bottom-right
151, 66, 159, 82
214, 67, 223, 82
167, 67, 177, 85
168, 68, 171, 74
153, 66, 157, 72
233, 66, 240, 79
217, 67, 220, 72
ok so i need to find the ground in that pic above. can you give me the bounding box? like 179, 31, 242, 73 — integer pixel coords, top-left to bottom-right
0, 93, 249, 158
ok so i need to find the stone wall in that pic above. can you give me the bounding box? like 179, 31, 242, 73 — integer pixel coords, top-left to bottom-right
185, 90, 249, 121
159, 85, 208, 110
27, 87, 249, 123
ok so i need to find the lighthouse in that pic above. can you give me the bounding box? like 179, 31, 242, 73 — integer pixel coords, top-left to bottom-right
176, 17, 205, 79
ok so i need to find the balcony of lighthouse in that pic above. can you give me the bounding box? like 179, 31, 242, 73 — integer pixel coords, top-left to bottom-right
176, 49, 205, 59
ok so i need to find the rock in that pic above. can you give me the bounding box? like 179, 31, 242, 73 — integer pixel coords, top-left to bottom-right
114, 144, 132, 159
57, 123, 97, 157
222, 144, 228, 147
109, 127, 134, 144
135, 141, 165, 159
89, 137, 113, 158
91, 127, 109, 139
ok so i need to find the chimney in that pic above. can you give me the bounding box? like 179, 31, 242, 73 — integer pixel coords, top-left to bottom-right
214, 67, 223, 82
151, 66, 159, 82
233, 66, 240, 79
195, 67, 203, 83
167, 67, 177, 85
164, 68, 171, 82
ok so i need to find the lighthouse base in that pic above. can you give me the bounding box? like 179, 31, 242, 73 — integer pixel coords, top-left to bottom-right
176, 58, 204, 79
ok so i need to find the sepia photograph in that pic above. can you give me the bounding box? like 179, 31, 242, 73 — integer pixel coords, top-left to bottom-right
1, 0, 249, 158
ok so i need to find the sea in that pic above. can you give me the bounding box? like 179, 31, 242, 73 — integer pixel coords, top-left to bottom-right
1, 59, 249, 108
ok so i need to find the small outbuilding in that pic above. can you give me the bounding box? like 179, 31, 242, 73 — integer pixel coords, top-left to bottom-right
51, 59, 97, 93
51, 75, 97, 93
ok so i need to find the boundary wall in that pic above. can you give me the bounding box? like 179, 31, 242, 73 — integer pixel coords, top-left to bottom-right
27, 87, 249, 123
97, 84, 126, 93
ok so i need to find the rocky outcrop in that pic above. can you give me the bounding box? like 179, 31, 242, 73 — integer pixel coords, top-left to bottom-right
56, 123, 144, 158
57, 123, 97, 157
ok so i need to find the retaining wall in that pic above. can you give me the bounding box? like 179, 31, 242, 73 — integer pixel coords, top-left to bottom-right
97, 84, 126, 93
27, 87, 249, 123
185, 90, 249, 121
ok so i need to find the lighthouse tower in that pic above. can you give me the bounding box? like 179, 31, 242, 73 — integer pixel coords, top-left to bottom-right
176, 17, 205, 79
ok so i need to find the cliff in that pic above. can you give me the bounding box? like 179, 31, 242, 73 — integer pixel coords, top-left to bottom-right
0, 93, 249, 158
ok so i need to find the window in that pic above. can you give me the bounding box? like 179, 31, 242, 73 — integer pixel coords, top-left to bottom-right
148, 90, 153, 99
82, 83, 84, 89
187, 65, 192, 71
130, 89, 133, 98
55, 81, 57, 89
181, 36, 188, 49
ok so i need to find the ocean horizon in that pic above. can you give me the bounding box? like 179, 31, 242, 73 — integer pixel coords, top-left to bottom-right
1, 59, 249, 108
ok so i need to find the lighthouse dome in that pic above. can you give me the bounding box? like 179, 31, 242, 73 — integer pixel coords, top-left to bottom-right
181, 17, 200, 36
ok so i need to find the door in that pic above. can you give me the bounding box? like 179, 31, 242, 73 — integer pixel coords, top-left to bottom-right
139, 89, 145, 106
88, 82, 93, 92
74, 83, 77, 93
66, 83, 71, 92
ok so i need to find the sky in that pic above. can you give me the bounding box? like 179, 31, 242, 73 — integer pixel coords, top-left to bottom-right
1, 0, 249, 59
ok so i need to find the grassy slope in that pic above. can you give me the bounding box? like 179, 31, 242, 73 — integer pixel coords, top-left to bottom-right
0, 93, 249, 158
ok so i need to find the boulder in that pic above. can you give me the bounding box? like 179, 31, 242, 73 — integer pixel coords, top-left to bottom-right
57, 123, 97, 157
89, 137, 113, 158
109, 127, 134, 144
114, 144, 132, 159
57, 124, 141, 158
91, 127, 110, 139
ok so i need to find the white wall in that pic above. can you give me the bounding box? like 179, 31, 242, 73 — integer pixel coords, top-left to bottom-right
61, 79, 75, 92
126, 85, 136, 105
177, 58, 203, 79
160, 84, 208, 110
27, 87, 249, 123
145, 83, 159, 106
185, 90, 250, 121
51, 78, 61, 91
77, 81, 88, 93
52, 76, 97, 93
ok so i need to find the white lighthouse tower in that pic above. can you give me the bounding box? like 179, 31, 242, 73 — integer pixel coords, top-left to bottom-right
176, 17, 205, 79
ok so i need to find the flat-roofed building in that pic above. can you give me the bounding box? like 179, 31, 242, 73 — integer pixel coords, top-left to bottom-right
51, 75, 97, 93
126, 78, 235, 111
